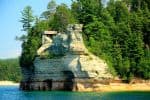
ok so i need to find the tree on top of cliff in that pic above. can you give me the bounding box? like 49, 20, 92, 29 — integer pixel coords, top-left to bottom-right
51, 3, 77, 32
20, 6, 34, 32
41, 0, 57, 19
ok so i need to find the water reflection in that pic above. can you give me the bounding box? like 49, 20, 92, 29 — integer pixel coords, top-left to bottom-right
0, 86, 150, 100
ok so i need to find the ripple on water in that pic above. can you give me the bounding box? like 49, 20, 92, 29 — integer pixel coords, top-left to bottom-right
0, 86, 150, 100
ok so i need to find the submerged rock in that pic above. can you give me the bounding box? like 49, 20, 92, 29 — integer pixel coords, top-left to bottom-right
20, 24, 112, 91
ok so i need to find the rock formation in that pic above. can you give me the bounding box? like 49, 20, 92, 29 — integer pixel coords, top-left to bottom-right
20, 24, 112, 91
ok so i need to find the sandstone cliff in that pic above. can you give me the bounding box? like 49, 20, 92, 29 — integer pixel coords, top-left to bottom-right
20, 24, 112, 91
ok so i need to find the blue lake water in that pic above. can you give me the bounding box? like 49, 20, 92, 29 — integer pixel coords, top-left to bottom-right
0, 86, 150, 100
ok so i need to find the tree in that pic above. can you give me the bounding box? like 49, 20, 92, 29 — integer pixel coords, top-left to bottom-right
138, 51, 150, 79
51, 4, 77, 32
106, 0, 146, 79
41, 0, 57, 19
20, 6, 34, 32
107, 0, 116, 19
20, 27, 42, 68
19, 6, 50, 68
131, 0, 150, 11
75, 0, 102, 24
0, 58, 21, 82
71, 1, 80, 23
142, 7, 150, 47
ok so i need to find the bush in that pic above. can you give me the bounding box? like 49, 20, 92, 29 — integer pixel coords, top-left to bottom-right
0, 58, 21, 82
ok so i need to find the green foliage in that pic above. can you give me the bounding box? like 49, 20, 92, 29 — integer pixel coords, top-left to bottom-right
76, 0, 102, 24
138, 58, 150, 79
41, 0, 57, 19
84, 17, 113, 57
20, 27, 43, 68
17, 6, 35, 42
137, 47, 150, 79
0, 58, 21, 82
142, 8, 150, 47
19, 0, 150, 80
19, 6, 50, 68
20, 6, 34, 32
51, 4, 77, 32
107, 0, 149, 80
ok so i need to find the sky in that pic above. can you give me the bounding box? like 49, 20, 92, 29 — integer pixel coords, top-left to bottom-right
0, 0, 72, 59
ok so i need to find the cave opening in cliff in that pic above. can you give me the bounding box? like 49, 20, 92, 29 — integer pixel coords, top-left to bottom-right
63, 71, 75, 91
43, 79, 52, 90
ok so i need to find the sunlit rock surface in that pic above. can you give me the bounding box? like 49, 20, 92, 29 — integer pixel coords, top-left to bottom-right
20, 24, 112, 91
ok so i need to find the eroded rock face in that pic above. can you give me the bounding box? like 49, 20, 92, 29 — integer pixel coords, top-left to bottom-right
20, 24, 112, 91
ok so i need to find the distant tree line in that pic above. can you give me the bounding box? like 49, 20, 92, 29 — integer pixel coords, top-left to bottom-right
0, 58, 21, 82
19, 0, 150, 81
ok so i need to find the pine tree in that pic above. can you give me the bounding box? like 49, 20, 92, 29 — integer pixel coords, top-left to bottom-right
51, 4, 77, 32
20, 6, 34, 32
41, 0, 57, 19
76, 0, 102, 24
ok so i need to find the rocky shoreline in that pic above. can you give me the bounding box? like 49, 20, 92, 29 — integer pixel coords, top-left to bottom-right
0, 81, 149, 92
20, 82, 150, 92
20, 79, 150, 92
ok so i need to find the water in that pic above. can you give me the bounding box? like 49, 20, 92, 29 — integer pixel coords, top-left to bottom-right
0, 86, 150, 100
